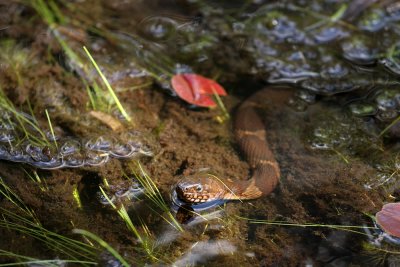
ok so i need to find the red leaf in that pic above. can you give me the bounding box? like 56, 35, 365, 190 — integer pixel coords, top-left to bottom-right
376, 202, 400, 238
171, 73, 227, 107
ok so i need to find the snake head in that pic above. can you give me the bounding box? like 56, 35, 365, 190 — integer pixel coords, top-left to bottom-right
175, 174, 227, 204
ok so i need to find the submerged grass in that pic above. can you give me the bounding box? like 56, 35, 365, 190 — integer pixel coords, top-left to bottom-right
44, 109, 58, 149
0, 89, 51, 148
236, 215, 378, 236
31, 0, 131, 121
0, 249, 96, 267
213, 89, 230, 123
72, 184, 82, 209
379, 115, 400, 137
98, 160, 191, 265
22, 169, 48, 192
131, 162, 183, 232
83, 46, 132, 122
0, 39, 30, 88
99, 186, 158, 262
0, 177, 98, 265
73, 229, 130, 267
30, 0, 85, 71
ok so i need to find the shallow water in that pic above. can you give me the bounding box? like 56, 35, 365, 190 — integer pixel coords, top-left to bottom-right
0, 0, 400, 266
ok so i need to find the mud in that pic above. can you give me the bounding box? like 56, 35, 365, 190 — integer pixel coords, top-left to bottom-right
0, 82, 389, 266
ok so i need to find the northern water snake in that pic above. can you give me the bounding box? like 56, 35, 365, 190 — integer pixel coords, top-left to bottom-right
175, 87, 284, 207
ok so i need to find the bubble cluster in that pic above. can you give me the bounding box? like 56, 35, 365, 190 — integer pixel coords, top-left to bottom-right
97, 180, 144, 206
306, 111, 379, 155
0, 135, 152, 169
243, 2, 400, 95
347, 87, 400, 123
0, 116, 152, 169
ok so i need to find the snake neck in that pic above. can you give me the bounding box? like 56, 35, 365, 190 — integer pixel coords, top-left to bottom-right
223, 162, 280, 200
229, 88, 282, 200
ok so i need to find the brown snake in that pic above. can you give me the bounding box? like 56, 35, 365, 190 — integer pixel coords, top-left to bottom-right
175, 87, 285, 208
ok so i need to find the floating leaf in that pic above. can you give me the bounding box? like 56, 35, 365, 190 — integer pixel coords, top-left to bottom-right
376, 202, 400, 238
171, 73, 227, 107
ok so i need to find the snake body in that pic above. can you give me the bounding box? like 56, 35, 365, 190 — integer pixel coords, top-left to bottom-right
175, 87, 282, 205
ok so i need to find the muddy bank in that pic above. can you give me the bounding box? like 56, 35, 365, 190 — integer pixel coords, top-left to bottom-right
0, 84, 389, 266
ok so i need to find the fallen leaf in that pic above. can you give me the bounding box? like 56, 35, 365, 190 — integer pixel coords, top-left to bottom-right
171, 73, 227, 107
90, 110, 124, 131
376, 202, 400, 238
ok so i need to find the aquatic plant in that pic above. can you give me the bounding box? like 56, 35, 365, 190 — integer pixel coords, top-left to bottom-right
0, 177, 99, 264
22, 169, 48, 192
83, 46, 132, 123
236, 215, 378, 236
30, 0, 133, 123
44, 109, 58, 149
0, 249, 96, 267
0, 39, 33, 88
0, 83, 152, 169
0, 89, 47, 146
99, 185, 158, 262
379, 115, 400, 137
73, 229, 130, 267
0, 120, 152, 169
131, 162, 183, 231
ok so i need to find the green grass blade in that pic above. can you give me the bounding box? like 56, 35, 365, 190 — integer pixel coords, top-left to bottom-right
83, 46, 131, 122
73, 229, 130, 267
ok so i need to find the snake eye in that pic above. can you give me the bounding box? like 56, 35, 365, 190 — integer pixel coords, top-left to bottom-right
196, 185, 203, 192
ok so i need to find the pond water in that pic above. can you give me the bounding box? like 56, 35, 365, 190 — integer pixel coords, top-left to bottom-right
0, 0, 400, 266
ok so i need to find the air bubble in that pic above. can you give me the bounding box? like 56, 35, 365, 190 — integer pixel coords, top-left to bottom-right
31, 157, 64, 169
342, 39, 377, 65
358, 9, 387, 32
60, 140, 81, 156
26, 144, 51, 162
376, 109, 398, 122
0, 130, 14, 142
139, 16, 177, 42
313, 27, 348, 43
375, 91, 397, 110
349, 103, 377, 117
321, 63, 348, 79
295, 90, 316, 104
85, 151, 109, 166
85, 136, 112, 152
63, 154, 85, 168
287, 97, 308, 112
110, 143, 135, 158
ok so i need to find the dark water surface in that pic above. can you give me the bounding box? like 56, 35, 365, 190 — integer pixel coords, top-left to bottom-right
0, 0, 400, 266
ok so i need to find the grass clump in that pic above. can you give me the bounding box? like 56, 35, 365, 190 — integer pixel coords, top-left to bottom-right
83, 46, 132, 122
73, 229, 130, 267
97, 162, 185, 264
236, 215, 378, 236
131, 162, 183, 232
0, 39, 32, 88
0, 88, 52, 148
22, 169, 48, 192
99, 185, 158, 262
0, 177, 99, 264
